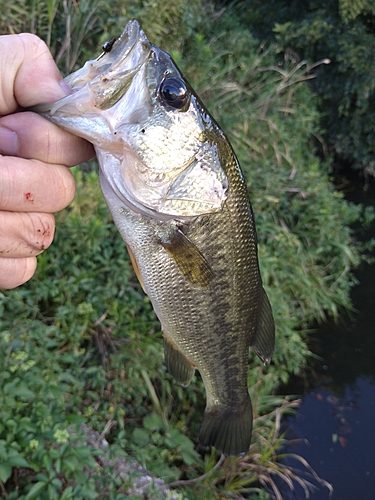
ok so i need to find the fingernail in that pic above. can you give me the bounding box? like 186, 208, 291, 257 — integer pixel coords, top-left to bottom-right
0, 125, 18, 156
59, 79, 72, 96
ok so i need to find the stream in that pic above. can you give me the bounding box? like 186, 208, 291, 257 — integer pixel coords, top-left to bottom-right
279, 176, 375, 500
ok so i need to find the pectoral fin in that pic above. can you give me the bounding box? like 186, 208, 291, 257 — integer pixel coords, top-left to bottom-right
163, 333, 195, 387
160, 228, 213, 287
251, 288, 275, 366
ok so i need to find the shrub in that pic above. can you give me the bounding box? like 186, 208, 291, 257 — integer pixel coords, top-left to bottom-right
229, 0, 375, 176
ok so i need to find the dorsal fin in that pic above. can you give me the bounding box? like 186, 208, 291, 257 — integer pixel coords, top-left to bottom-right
251, 287, 275, 366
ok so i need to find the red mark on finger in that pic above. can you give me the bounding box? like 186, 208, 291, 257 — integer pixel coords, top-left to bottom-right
24, 192, 34, 202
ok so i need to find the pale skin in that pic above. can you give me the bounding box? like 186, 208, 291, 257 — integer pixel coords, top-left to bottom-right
0, 33, 94, 289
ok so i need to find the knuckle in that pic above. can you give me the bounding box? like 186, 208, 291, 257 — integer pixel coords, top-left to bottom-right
18, 33, 49, 55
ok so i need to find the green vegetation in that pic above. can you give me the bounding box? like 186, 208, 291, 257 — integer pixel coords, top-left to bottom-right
0, 0, 373, 498
230, 0, 375, 177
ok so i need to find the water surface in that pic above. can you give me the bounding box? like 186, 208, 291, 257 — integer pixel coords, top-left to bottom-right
280, 178, 375, 500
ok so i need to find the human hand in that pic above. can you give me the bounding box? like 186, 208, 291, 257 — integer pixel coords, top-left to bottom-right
0, 33, 94, 289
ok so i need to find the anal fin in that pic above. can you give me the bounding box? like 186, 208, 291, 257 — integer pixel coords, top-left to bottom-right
251, 287, 275, 366
163, 333, 195, 387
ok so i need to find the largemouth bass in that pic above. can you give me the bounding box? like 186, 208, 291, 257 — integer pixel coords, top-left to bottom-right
34, 20, 275, 456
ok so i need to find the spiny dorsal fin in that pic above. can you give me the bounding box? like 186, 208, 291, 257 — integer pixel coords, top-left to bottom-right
163, 333, 195, 387
160, 228, 213, 287
251, 287, 275, 366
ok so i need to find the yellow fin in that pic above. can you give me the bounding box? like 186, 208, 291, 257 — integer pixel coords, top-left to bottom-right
163, 333, 195, 387
126, 244, 146, 293
161, 228, 213, 287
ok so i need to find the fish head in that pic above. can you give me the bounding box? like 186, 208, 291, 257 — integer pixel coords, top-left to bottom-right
33, 20, 228, 219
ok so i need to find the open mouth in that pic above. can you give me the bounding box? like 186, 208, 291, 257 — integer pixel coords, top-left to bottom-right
32, 20, 151, 116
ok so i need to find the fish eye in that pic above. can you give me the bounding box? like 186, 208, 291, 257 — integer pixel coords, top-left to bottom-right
158, 77, 190, 110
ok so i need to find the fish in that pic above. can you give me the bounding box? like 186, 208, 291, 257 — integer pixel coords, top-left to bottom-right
33, 20, 275, 456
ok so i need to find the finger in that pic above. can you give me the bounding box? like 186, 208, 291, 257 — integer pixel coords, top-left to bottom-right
0, 112, 95, 166
0, 211, 55, 258
0, 157, 76, 212
0, 33, 70, 115
0, 256, 37, 289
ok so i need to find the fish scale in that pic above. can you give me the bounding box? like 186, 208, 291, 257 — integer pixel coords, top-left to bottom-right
32, 19, 275, 456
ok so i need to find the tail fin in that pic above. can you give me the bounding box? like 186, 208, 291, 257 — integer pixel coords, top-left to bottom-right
198, 396, 252, 456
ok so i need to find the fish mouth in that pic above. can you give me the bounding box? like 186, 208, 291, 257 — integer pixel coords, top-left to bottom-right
33, 20, 151, 116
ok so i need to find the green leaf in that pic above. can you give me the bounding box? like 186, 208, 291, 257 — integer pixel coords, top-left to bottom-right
48, 386, 64, 401
8, 455, 30, 468
180, 443, 200, 465
73, 446, 93, 458
0, 441, 8, 459
51, 477, 63, 489
0, 463, 12, 483
132, 428, 149, 447
42, 453, 53, 471
143, 413, 165, 431
77, 488, 98, 499
55, 457, 62, 474
61, 458, 78, 472
165, 428, 184, 447
60, 486, 74, 500
65, 414, 85, 425
14, 384, 35, 399
25, 481, 47, 499
18, 418, 35, 433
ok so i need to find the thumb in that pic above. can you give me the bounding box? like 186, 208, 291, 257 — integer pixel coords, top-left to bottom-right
0, 33, 71, 115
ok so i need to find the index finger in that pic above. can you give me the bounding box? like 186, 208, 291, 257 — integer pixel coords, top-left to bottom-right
0, 33, 69, 115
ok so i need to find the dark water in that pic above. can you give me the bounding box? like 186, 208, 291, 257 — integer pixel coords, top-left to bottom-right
280, 177, 375, 500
